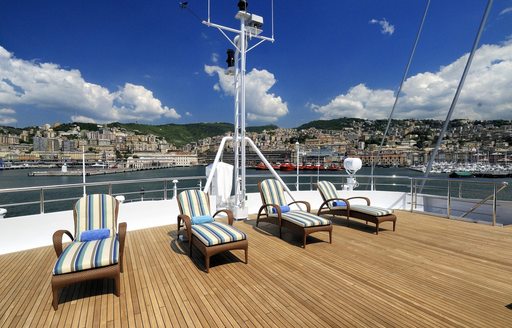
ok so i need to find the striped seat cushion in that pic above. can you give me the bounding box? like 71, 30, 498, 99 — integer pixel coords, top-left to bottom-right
281, 211, 331, 227
53, 236, 119, 275
178, 190, 211, 218
75, 194, 117, 242
317, 181, 341, 209
260, 179, 287, 207
350, 205, 394, 216
191, 222, 246, 247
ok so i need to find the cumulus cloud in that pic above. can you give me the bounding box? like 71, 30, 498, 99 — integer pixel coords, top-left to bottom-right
0, 45, 181, 123
310, 84, 394, 119
312, 42, 512, 120
369, 18, 395, 35
0, 108, 17, 124
499, 7, 512, 15
204, 65, 288, 122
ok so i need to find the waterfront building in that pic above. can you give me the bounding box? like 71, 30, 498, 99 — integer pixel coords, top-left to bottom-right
0, 134, 20, 145
33, 136, 61, 152
127, 152, 198, 168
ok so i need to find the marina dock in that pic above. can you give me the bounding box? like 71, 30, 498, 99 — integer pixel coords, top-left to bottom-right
27, 166, 175, 177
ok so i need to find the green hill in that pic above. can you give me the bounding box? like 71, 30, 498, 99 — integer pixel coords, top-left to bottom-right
49, 122, 279, 146
296, 117, 366, 130
109, 122, 278, 146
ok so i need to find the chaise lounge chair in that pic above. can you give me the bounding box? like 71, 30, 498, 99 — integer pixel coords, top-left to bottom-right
177, 189, 248, 273
257, 179, 332, 248
317, 180, 396, 234
51, 194, 127, 310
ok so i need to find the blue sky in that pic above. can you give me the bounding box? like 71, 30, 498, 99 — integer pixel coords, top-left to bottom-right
0, 0, 511, 128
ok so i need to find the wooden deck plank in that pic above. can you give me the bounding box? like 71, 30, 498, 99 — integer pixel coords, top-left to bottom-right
1, 210, 512, 327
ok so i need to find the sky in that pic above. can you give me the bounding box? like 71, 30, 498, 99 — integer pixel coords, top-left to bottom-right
0, 0, 511, 128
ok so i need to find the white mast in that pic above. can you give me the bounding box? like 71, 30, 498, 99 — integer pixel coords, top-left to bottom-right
203, 0, 277, 219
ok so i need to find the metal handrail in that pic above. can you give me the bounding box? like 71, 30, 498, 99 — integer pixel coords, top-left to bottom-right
460, 182, 508, 219
0, 172, 509, 225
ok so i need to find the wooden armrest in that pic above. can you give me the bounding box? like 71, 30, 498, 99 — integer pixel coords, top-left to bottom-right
319, 197, 350, 209
347, 197, 371, 206
213, 209, 234, 225
118, 222, 127, 248
52, 230, 74, 257
258, 203, 281, 216
288, 200, 310, 212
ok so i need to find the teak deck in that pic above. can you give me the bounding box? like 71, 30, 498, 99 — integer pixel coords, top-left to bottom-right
1, 211, 512, 327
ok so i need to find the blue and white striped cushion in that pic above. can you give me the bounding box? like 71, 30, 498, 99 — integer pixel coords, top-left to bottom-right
178, 190, 211, 218
317, 181, 340, 209
260, 179, 287, 207
350, 205, 394, 216
75, 194, 118, 241
53, 236, 119, 275
191, 222, 246, 247
281, 211, 331, 227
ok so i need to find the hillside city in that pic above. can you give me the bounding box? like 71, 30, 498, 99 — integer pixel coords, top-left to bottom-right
1, 119, 512, 169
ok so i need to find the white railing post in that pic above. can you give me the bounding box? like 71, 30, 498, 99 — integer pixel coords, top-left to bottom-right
173, 179, 179, 199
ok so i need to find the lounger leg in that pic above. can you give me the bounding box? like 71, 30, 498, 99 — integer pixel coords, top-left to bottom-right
52, 285, 59, 310
393, 220, 396, 231
114, 272, 120, 297
245, 247, 248, 264
303, 232, 307, 249
177, 216, 182, 236
205, 256, 210, 273
329, 228, 332, 244
376, 222, 379, 235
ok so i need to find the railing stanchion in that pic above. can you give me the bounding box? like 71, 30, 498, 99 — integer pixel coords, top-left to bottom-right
447, 181, 451, 218
492, 183, 497, 226
310, 176, 313, 191
173, 179, 179, 199
199, 179, 202, 190
410, 178, 414, 212
40, 188, 45, 214
458, 182, 462, 198
108, 184, 112, 195
414, 179, 418, 210
164, 180, 168, 200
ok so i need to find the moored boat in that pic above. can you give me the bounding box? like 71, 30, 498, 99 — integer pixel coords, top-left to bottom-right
279, 162, 296, 171
255, 162, 268, 170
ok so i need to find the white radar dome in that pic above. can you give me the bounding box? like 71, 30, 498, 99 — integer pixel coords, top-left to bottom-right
344, 158, 362, 172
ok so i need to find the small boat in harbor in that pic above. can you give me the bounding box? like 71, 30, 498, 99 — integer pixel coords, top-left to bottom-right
279, 162, 296, 171
327, 164, 342, 171
449, 171, 474, 178
255, 162, 268, 170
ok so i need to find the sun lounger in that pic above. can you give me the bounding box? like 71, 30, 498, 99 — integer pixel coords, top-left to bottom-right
317, 180, 396, 234
177, 189, 248, 273
51, 194, 127, 310
257, 179, 332, 248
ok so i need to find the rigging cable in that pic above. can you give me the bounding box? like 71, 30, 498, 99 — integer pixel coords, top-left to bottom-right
419, 0, 494, 193
178, 1, 202, 22
369, 0, 430, 190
